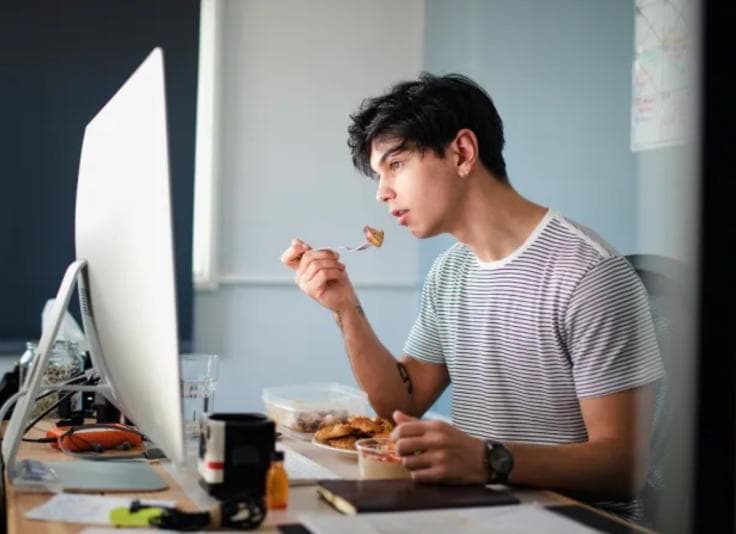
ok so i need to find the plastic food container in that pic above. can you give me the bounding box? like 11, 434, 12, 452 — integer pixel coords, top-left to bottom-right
355, 437, 410, 479
262, 383, 371, 440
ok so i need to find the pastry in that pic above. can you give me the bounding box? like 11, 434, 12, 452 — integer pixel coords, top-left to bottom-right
363, 225, 384, 248
315, 416, 395, 450
314, 422, 355, 442
327, 435, 359, 450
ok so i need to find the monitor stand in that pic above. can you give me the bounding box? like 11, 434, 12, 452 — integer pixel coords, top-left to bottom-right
0, 260, 167, 492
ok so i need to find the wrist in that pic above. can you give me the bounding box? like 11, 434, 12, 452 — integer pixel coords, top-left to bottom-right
333, 301, 366, 326
483, 440, 514, 484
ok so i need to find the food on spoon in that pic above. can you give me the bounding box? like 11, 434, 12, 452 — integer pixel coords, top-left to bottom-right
363, 225, 385, 248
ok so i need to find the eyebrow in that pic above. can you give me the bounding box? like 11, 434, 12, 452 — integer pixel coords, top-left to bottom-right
374, 141, 408, 169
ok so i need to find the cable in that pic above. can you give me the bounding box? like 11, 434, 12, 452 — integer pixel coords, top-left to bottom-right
0, 391, 27, 429
23, 375, 98, 435
123, 494, 266, 531
0, 372, 91, 440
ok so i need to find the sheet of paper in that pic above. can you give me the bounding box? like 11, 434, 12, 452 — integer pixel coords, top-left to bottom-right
278, 443, 340, 485
25, 493, 175, 526
300, 504, 602, 534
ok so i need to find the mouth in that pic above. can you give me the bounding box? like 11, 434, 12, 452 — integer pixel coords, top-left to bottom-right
391, 209, 409, 226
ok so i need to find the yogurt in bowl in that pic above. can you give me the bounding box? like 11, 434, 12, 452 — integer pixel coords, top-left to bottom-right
355, 437, 411, 479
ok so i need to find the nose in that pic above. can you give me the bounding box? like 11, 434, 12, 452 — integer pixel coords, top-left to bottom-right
375, 176, 394, 203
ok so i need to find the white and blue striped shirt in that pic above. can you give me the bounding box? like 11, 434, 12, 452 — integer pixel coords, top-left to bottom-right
405, 210, 664, 520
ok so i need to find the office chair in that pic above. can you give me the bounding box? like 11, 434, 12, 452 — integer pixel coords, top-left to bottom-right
626, 254, 692, 527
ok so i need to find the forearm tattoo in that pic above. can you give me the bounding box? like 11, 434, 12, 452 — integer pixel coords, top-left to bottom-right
397, 362, 414, 395
335, 303, 366, 331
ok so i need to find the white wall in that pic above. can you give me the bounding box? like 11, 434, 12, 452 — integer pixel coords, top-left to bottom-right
194, 0, 425, 411
635, 146, 699, 260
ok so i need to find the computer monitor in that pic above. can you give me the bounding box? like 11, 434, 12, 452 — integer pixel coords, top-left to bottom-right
75, 47, 184, 464
2, 48, 184, 473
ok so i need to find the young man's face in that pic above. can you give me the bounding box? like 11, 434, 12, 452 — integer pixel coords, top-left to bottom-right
370, 137, 463, 239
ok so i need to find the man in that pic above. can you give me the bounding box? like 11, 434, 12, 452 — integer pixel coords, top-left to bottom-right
280, 73, 663, 520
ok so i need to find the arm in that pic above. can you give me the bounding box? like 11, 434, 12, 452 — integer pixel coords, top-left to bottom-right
280, 239, 449, 418
392, 257, 662, 500
392, 384, 655, 500
335, 302, 450, 418
506, 385, 654, 499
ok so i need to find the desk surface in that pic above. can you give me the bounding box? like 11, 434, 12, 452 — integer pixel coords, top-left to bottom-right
4, 424, 649, 533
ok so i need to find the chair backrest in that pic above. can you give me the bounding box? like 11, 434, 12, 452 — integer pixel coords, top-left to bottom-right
625, 254, 692, 525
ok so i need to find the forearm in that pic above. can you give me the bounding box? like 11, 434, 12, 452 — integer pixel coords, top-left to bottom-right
334, 303, 415, 418
506, 439, 647, 501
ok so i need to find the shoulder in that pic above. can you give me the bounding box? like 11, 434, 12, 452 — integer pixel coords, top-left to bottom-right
547, 212, 619, 261
426, 241, 472, 278
541, 212, 629, 279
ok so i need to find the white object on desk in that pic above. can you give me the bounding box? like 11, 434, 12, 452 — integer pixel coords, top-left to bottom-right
299, 503, 600, 534
279, 442, 340, 485
25, 493, 175, 525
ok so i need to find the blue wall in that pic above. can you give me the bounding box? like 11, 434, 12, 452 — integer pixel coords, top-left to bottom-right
423, 0, 638, 415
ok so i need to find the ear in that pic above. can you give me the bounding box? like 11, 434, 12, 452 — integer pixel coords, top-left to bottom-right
451, 128, 478, 178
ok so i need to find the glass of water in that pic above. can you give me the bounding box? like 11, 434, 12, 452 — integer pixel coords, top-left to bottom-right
180, 353, 219, 457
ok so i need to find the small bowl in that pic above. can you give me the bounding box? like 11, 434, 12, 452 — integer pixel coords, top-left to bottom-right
355, 437, 411, 480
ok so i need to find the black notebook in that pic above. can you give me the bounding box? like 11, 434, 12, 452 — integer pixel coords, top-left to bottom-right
316, 479, 519, 515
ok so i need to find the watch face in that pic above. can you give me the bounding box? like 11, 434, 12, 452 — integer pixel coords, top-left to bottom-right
490, 447, 513, 475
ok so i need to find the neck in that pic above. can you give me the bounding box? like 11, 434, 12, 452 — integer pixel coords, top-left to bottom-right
448, 170, 547, 262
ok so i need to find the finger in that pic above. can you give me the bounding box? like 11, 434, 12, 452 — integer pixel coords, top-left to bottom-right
281, 240, 312, 268
305, 248, 340, 261
295, 249, 328, 278
393, 410, 417, 425
296, 249, 340, 274
313, 247, 341, 260
301, 259, 346, 284
391, 420, 428, 440
312, 269, 347, 298
394, 436, 429, 457
400, 449, 434, 470
301, 268, 344, 297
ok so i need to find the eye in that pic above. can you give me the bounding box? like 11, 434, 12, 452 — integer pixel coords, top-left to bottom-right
389, 160, 402, 172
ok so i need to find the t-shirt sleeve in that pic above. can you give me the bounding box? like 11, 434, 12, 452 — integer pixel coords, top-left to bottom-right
565, 256, 665, 398
403, 254, 445, 364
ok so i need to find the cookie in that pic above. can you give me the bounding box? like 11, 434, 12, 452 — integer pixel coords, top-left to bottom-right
314, 422, 356, 443
327, 435, 359, 450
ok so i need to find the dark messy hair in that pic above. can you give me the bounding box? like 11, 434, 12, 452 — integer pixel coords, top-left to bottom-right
347, 72, 508, 183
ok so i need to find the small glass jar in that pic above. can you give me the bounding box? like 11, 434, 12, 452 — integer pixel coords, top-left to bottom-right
25, 340, 85, 418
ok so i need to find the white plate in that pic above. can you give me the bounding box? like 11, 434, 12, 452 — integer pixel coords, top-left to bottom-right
310, 437, 359, 457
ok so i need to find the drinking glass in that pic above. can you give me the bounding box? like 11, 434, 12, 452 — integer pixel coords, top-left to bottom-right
180, 353, 219, 458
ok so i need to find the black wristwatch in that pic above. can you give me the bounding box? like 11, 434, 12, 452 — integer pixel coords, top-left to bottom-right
483, 440, 514, 484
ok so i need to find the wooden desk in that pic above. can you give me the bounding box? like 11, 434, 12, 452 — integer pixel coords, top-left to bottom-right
4, 424, 650, 533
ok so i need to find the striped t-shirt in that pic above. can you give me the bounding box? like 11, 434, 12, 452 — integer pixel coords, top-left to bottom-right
404, 210, 664, 519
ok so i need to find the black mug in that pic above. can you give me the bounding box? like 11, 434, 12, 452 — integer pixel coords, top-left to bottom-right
198, 412, 275, 501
